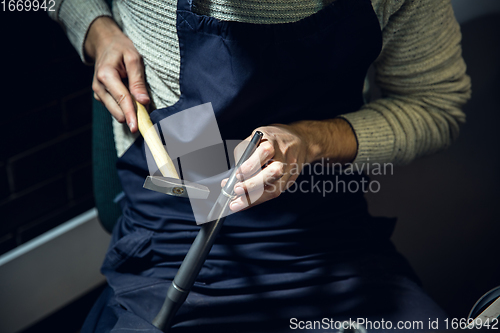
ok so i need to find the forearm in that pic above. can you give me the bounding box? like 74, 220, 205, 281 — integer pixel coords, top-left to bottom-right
340, 0, 471, 165
288, 118, 357, 165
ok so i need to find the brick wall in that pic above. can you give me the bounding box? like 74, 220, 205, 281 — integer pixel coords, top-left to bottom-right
0, 11, 95, 255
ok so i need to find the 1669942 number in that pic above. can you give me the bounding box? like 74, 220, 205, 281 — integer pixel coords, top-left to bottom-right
444, 317, 499, 330
1, 0, 55, 11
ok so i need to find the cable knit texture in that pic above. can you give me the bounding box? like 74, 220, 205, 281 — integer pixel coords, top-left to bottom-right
50, 0, 471, 163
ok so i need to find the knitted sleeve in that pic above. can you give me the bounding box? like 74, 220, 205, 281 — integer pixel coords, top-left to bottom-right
48, 0, 112, 63
340, 0, 471, 165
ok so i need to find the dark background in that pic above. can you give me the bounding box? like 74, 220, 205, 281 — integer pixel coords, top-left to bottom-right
0, 9, 94, 255
0, 1, 498, 331
366, 10, 500, 318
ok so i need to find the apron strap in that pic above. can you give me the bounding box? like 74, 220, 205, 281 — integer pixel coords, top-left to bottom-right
177, 0, 191, 11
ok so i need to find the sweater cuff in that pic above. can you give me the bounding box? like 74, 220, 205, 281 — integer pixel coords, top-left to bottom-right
58, 0, 112, 64
338, 109, 395, 165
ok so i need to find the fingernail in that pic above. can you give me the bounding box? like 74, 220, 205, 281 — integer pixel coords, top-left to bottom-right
234, 186, 244, 195
138, 94, 149, 101
231, 202, 242, 211
128, 121, 135, 130
236, 173, 244, 181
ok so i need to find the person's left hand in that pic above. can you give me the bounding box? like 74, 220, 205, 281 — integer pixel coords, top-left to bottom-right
222, 124, 311, 212
222, 118, 358, 212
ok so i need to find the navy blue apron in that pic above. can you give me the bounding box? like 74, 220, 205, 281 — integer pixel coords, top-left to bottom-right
82, 0, 447, 331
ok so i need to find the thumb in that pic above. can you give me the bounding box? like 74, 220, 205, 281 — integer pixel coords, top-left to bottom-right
125, 52, 150, 105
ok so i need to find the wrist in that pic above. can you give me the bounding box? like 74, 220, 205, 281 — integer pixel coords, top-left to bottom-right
289, 118, 358, 164
84, 16, 122, 61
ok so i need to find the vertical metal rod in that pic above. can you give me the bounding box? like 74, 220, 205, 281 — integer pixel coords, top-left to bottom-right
152, 131, 263, 331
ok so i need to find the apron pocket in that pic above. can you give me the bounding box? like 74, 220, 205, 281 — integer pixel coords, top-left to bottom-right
103, 227, 154, 272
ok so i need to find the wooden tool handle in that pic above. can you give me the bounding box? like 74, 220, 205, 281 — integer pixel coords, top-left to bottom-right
136, 101, 180, 179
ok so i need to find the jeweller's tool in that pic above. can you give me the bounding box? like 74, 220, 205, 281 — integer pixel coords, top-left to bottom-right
136, 101, 210, 200
468, 286, 500, 328
151, 131, 264, 332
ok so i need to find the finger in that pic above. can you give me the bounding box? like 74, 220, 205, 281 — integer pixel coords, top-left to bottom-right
230, 160, 302, 212
229, 162, 289, 212
233, 161, 285, 196
221, 172, 266, 212
235, 140, 275, 179
93, 80, 126, 122
93, 92, 102, 102
222, 160, 286, 200
220, 157, 280, 191
230, 177, 291, 212
222, 139, 274, 187
96, 65, 137, 132
124, 52, 150, 105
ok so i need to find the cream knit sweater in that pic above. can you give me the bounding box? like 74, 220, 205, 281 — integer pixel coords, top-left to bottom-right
50, 0, 471, 164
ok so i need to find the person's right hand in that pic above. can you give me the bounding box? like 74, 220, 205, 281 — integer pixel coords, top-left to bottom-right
84, 16, 150, 133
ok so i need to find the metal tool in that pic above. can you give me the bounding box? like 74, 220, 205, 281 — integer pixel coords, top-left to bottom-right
136, 101, 210, 200
151, 131, 264, 332
143, 176, 210, 199
468, 286, 500, 328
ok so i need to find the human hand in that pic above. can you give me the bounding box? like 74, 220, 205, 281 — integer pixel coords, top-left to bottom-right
222, 124, 310, 212
222, 119, 358, 212
85, 16, 150, 133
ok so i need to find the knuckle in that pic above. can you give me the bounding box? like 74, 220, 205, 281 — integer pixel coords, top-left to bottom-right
108, 106, 125, 121
271, 163, 285, 179
125, 52, 141, 64
254, 127, 266, 135
261, 142, 274, 158
114, 93, 127, 106
123, 107, 135, 118
129, 80, 146, 90
95, 69, 108, 83
246, 180, 256, 190
114, 112, 126, 123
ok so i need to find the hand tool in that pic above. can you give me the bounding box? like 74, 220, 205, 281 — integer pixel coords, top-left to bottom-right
136, 101, 210, 200
151, 131, 264, 332
468, 286, 500, 328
